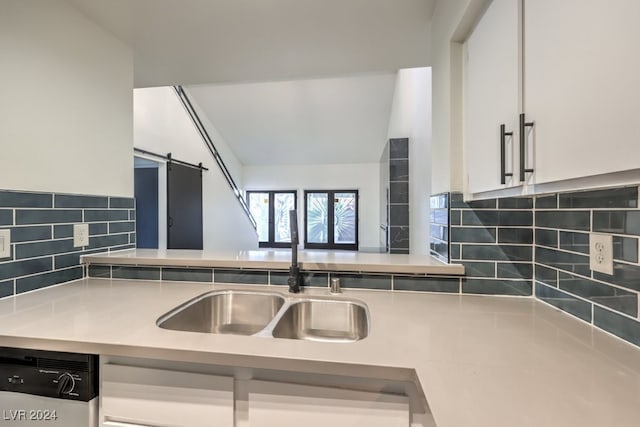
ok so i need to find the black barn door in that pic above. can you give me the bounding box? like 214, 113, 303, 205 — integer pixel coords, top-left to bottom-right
167, 162, 203, 249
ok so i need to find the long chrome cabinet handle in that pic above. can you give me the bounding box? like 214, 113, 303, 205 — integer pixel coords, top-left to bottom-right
500, 124, 513, 185
519, 113, 535, 181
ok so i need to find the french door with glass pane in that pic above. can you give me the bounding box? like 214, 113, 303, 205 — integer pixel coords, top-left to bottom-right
304, 190, 358, 250
247, 191, 297, 248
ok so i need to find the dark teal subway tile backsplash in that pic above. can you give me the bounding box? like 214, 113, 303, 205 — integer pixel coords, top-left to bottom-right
84, 209, 129, 222
462, 278, 531, 296
466, 199, 497, 209
109, 221, 135, 233
55, 194, 108, 208
461, 261, 496, 278
15, 239, 75, 260
559, 187, 637, 209
498, 228, 533, 245
88, 265, 111, 278
55, 253, 82, 269
11, 226, 51, 243
16, 209, 82, 225
0, 189, 136, 298
0, 210, 13, 225
536, 284, 592, 323
535, 264, 558, 287
535, 246, 590, 277
535, 229, 558, 248
394, 276, 460, 293
558, 231, 590, 254
89, 223, 108, 235
462, 244, 532, 262
0, 191, 52, 208
110, 197, 135, 209
462, 210, 532, 226
558, 272, 637, 317
89, 234, 129, 249
449, 186, 640, 349
215, 269, 268, 285
613, 236, 638, 263
498, 197, 533, 209
0, 257, 52, 281
0, 280, 13, 298
16, 267, 83, 294
593, 306, 640, 347
593, 263, 640, 292
496, 262, 532, 279
535, 211, 590, 231
112, 266, 160, 280
451, 227, 496, 243
330, 273, 392, 290
592, 211, 640, 235
535, 194, 558, 209
54, 224, 73, 239
162, 267, 213, 283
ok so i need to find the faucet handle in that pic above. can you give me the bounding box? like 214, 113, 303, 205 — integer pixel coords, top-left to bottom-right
330, 278, 341, 294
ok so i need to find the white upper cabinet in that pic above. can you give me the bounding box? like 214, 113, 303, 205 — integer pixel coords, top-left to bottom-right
523, 0, 640, 185
464, 0, 521, 194
464, 0, 640, 197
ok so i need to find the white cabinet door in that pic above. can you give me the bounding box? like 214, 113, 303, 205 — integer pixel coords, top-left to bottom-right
247, 379, 410, 427
101, 364, 234, 427
524, 0, 640, 185
465, 0, 521, 194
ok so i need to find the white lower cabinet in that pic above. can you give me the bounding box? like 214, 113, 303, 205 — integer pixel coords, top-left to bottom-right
246, 379, 410, 427
100, 364, 234, 427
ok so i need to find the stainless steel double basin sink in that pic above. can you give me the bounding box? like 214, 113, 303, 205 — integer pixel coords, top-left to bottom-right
157, 290, 370, 343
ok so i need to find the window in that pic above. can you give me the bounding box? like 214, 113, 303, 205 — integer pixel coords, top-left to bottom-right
247, 191, 297, 248
304, 190, 358, 250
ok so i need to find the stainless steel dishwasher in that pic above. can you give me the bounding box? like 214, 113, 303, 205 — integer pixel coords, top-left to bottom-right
0, 347, 98, 427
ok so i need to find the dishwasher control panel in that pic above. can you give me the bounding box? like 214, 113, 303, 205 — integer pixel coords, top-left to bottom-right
0, 347, 98, 402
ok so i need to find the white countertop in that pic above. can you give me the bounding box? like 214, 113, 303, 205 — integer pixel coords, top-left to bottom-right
82, 248, 465, 275
0, 278, 638, 426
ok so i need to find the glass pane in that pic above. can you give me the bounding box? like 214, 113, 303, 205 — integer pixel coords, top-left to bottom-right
248, 193, 269, 242
334, 192, 356, 244
274, 193, 295, 243
306, 193, 328, 244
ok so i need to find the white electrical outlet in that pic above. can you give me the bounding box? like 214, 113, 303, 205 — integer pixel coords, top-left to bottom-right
73, 223, 89, 247
589, 233, 613, 275
0, 229, 10, 258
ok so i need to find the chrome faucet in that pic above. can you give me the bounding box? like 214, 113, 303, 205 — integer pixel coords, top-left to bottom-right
288, 209, 302, 293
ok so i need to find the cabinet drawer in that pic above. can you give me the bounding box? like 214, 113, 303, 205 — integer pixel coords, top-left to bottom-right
101, 364, 233, 427
247, 379, 410, 427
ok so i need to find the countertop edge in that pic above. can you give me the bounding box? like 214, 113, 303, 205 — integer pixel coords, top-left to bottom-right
81, 252, 465, 276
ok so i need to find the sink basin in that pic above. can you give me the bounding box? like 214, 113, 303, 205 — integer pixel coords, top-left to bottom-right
157, 290, 285, 335
272, 300, 369, 342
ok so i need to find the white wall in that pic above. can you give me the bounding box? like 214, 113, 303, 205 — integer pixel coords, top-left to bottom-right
0, 0, 133, 197
134, 87, 258, 250
387, 68, 432, 255
243, 164, 381, 252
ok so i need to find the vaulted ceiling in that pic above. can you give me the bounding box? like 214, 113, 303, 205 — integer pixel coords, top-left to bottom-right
187, 73, 397, 165
67, 0, 435, 165
66, 0, 435, 87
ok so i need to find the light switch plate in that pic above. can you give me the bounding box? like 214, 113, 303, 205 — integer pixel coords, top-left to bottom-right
589, 233, 613, 275
0, 229, 10, 258
73, 223, 89, 247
